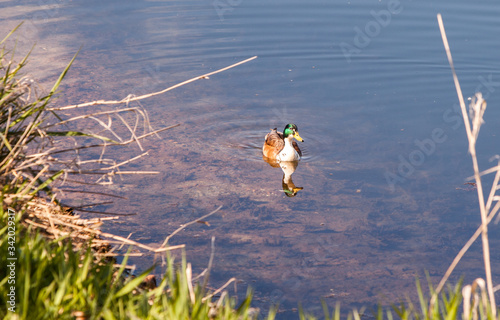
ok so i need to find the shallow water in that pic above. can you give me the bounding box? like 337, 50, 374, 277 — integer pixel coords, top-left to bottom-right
3, 0, 500, 317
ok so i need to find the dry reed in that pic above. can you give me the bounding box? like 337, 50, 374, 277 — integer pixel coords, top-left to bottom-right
432, 13, 498, 318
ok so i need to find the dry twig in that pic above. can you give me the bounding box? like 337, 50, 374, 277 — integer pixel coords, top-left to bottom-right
160, 205, 222, 248
47, 56, 258, 111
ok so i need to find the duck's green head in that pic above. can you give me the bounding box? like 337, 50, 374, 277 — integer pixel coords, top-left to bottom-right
283, 123, 304, 142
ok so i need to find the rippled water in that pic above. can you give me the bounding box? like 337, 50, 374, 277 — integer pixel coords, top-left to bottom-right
3, 0, 500, 318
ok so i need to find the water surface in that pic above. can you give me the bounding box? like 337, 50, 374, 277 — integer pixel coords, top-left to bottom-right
2, 0, 500, 317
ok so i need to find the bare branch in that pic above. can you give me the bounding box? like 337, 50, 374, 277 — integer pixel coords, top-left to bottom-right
161, 206, 223, 248
48, 56, 258, 111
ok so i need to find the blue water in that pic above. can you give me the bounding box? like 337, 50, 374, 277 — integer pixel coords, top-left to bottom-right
4, 0, 500, 317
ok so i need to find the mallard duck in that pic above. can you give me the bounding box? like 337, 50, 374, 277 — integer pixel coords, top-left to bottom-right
262, 124, 304, 161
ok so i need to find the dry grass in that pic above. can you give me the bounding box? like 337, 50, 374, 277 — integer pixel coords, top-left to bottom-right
430, 14, 499, 319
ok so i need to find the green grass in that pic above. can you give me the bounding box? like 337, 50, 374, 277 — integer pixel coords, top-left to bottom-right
0, 207, 276, 320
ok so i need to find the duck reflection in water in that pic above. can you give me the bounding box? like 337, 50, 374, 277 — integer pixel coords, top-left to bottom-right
262, 157, 303, 197
262, 124, 304, 197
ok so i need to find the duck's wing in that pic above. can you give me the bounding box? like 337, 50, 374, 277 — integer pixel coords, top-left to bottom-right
292, 141, 302, 157
265, 129, 285, 150
263, 128, 285, 158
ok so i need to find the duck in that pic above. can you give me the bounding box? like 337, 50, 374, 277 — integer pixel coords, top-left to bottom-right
262, 123, 304, 161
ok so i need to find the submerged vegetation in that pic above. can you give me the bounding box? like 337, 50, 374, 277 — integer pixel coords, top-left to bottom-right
1, 16, 499, 319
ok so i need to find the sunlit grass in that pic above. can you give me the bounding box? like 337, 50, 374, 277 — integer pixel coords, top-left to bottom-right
0, 207, 275, 320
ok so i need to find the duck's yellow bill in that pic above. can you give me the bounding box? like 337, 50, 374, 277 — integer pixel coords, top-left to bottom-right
294, 131, 304, 142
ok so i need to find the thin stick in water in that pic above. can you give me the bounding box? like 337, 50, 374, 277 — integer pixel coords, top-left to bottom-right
48, 56, 258, 111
